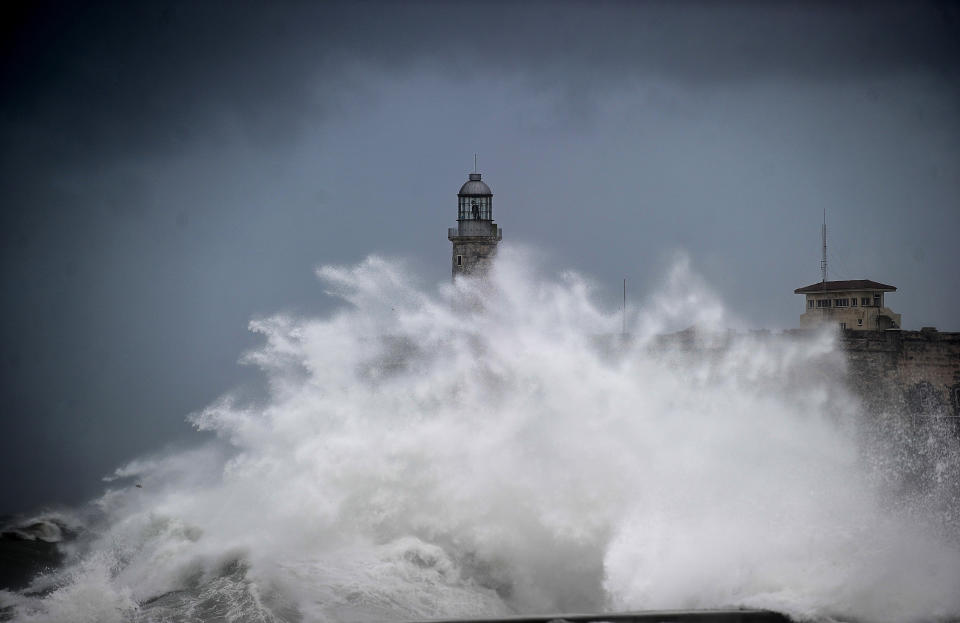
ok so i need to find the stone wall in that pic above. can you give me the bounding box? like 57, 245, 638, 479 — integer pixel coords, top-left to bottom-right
835, 329, 960, 503
840, 329, 960, 420
642, 326, 960, 424
450, 238, 499, 277
448, 222, 502, 278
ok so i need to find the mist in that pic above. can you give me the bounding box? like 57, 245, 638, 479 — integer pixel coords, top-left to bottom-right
4, 251, 959, 622
1, 0, 958, 532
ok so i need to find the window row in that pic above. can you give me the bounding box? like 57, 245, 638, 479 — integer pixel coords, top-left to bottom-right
809, 295, 882, 309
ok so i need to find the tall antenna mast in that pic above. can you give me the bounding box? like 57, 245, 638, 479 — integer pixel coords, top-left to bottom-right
622, 278, 627, 336
820, 209, 827, 284
474, 154, 477, 173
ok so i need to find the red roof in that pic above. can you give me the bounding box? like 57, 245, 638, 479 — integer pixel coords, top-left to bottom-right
794, 279, 897, 294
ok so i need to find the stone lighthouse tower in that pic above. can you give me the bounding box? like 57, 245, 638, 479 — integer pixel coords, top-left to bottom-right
447, 172, 503, 278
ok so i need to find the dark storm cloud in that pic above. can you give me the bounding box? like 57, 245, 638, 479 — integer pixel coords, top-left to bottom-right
1, 1, 958, 513
3, 1, 957, 169
1, 2, 328, 166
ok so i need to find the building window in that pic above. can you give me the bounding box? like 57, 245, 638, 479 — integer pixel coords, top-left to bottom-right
456, 255, 463, 266
861, 297, 871, 306
873, 295, 881, 307
808, 300, 814, 308
834, 298, 849, 307
851, 298, 857, 307
839, 322, 847, 329
817, 299, 831, 308
857, 318, 863, 326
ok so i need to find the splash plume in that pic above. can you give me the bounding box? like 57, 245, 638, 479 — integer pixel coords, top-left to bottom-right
5, 248, 959, 623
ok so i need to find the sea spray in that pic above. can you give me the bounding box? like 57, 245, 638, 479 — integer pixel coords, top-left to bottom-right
4, 248, 959, 623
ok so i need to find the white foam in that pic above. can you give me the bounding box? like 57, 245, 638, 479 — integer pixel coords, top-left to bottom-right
8, 248, 959, 622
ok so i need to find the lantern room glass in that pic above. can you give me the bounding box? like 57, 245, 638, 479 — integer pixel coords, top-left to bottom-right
458, 195, 492, 220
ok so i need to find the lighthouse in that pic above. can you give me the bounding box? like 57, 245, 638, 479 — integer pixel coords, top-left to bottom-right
447, 172, 503, 278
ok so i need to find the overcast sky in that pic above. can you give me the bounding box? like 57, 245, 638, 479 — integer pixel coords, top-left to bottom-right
2, 1, 958, 513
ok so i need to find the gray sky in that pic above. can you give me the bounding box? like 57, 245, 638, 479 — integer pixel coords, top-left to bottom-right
2, 1, 958, 513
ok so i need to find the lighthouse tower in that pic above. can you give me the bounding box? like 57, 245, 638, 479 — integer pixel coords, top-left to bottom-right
447, 172, 503, 278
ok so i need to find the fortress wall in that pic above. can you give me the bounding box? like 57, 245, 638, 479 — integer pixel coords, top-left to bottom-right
840, 329, 960, 419
643, 327, 960, 423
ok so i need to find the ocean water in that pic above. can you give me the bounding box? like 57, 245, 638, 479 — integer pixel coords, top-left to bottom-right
2, 249, 959, 623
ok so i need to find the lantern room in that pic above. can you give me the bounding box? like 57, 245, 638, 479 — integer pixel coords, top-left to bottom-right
457, 173, 493, 221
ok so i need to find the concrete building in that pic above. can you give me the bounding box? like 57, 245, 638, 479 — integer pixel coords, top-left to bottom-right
448, 172, 502, 278
795, 279, 902, 330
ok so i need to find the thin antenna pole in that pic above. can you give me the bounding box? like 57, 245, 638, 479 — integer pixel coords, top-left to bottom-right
474, 154, 477, 173
623, 278, 627, 335
821, 209, 827, 283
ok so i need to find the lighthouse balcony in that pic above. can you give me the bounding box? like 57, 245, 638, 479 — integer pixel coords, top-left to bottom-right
449, 220, 501, 239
